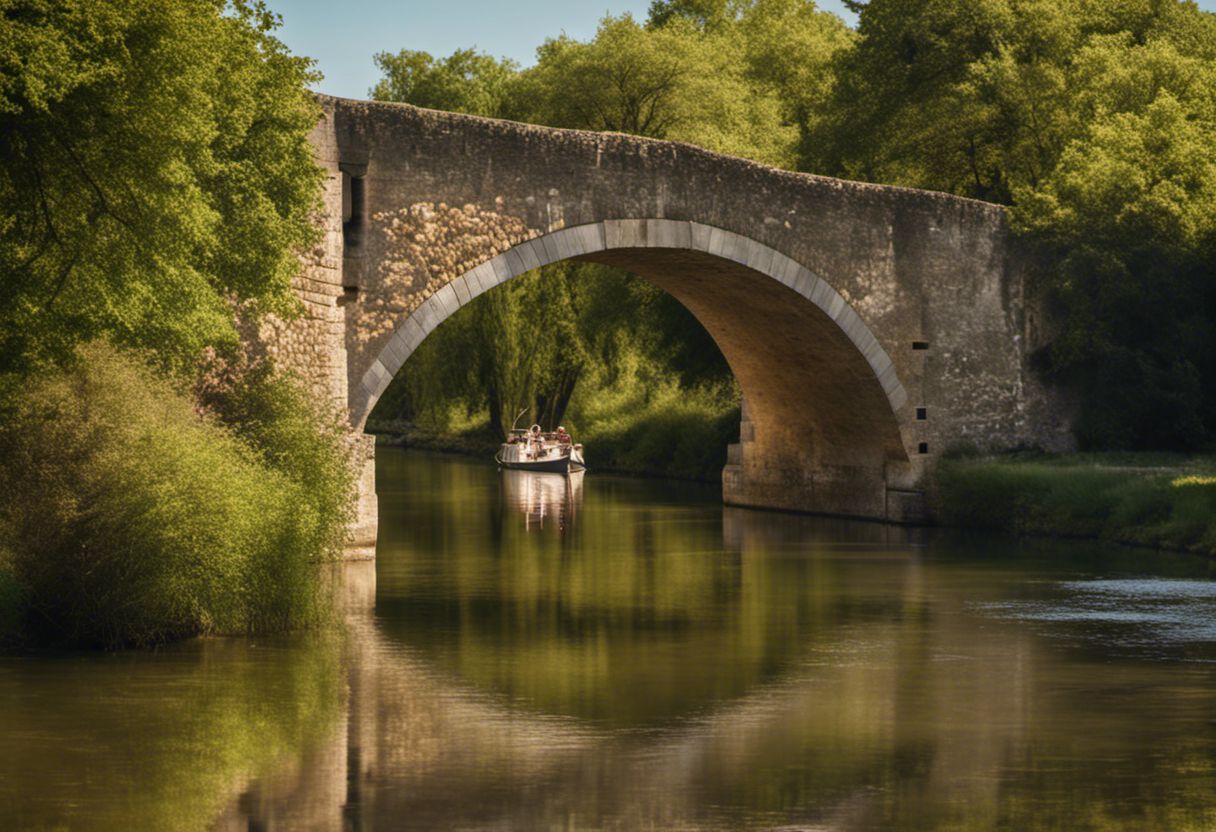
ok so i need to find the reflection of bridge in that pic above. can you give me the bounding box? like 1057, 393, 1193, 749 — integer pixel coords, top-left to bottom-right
215, 514, 1038, 831
253, 96, 1073, 542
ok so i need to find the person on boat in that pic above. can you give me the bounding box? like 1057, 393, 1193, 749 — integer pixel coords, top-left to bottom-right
528, 424, 544, 459
556, 426, 570, 445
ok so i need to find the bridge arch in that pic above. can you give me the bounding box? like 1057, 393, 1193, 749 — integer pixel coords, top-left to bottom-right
351, 218, 913, 522
261, 96, 1077, 547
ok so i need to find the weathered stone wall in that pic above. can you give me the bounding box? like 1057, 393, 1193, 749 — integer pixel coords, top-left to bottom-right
262, 94, 1073, 537
237, 109, 378, 550
243, 112, 348, 408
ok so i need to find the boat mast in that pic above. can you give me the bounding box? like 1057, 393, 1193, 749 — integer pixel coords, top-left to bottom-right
509, 408, 529, 433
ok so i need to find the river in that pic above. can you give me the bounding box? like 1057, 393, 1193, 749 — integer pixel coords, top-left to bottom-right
2, 448, 1216, 830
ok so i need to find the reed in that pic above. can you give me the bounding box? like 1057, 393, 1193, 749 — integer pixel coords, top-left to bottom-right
0, 344, 352, 649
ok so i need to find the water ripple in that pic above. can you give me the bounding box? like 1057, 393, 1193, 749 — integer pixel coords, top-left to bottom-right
973, 577, 1216, 653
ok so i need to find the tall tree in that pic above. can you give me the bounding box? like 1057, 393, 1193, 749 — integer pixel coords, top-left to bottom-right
0, 0, 323, 377
647, 0, 743, 31
370, 48, 518, 117
513, 14, 796, 166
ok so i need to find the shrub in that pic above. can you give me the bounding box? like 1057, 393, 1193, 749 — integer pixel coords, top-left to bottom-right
936, 455, 1216, 555
0, 343, 352, 648
570, 375, 740, 481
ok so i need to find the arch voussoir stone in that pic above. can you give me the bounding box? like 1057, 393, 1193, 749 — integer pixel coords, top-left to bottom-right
352, 220, 911, 444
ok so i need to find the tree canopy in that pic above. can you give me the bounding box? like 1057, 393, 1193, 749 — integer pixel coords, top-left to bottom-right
370, 48, 518, 118
0, 0, 322, 377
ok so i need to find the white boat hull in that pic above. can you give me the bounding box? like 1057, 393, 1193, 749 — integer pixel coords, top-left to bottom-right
496, 441, 585, 474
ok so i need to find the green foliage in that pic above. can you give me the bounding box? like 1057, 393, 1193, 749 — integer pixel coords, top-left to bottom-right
0, 0, 322, 376
1012, 26, 1216, 449
647, 0, 744, 31
0, 343, 350, 648
370, 48, 519, 117
0, 2, 342, 649
570, 366, 742, 481
737, 0, 855, 146
194, 347, 354, 562
937, 455, 1216, 553
512, 14, 798, 165
376, 262, 593, 438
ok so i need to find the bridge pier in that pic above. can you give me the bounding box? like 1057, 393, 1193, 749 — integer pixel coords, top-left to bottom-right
722, 454, 928, 524
723, 399, 927, 523
348, 434, 378, 559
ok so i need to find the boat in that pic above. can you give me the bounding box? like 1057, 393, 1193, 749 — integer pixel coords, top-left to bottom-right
495, 423, 586, 474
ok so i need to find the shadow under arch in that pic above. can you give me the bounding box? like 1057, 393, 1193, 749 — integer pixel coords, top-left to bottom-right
354, 219, 913, 521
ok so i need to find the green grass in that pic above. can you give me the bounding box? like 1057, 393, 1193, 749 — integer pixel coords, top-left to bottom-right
936, 453, 1216, 555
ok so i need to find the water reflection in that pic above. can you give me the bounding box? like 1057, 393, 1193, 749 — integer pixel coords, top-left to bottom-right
500, 469, 583, 532
330, 453, 1216, 829
0, 634, 344, 831
3, 450, 1216, 830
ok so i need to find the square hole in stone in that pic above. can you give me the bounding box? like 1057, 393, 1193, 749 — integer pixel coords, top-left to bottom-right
918, 442, 929, 454
916, 407, 927, 420
912, 341, 930, 350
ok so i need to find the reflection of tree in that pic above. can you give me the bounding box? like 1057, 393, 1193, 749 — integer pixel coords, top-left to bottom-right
0, 636, 343, 832
229, 560, 1216, 831
380, 464, 942, 729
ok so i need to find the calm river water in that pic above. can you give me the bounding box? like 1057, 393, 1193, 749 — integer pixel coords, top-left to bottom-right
3, 448, 1216, 830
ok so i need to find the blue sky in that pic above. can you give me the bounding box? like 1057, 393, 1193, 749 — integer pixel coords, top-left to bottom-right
266, 0, 1216, 100
265, 0, 857, 99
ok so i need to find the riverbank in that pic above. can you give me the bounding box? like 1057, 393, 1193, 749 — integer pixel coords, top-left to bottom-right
936, 453, 1216, 556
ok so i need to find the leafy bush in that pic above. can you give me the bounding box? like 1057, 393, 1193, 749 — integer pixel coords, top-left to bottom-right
936, 456, 1216, 555
0, 343, 352, 648
574, 380, 740, 481
195, 347, 354, 572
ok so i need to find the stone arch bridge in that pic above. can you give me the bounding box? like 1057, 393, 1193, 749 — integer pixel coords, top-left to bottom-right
258, 96, 1070, 548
